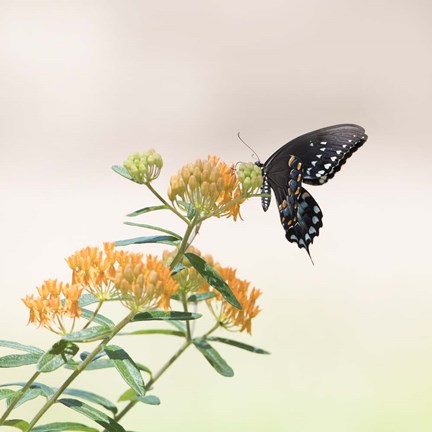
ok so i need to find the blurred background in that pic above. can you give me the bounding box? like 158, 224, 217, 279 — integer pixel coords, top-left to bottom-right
1, 1, 431, 431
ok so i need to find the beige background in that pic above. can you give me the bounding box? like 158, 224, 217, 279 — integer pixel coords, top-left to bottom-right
1, 1, 431, 431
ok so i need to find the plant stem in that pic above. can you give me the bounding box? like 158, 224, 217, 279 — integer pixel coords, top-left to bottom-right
145, 182, 190, 224
112, 339, 191, 426
26, 311, 136, 431
0, 371, 40, 425
82, 300, 105, 330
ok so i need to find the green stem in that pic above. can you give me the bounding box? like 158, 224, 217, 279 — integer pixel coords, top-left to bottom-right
0, 371, 40, 425
145, 182, 190, 224
82, 300, 105, 330
26, 311, 136, 431
112, 340, 191, 426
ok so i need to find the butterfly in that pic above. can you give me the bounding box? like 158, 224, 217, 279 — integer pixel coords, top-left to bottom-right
255, 124, 367, 260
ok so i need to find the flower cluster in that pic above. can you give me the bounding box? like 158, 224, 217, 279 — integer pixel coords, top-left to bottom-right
201, 254, 261, 334
22, 280, 83, 334
123, 149, 163, 184
162, 246, 208, 294
168, 156, 243, 220
236, 162, 263, 195
114, 254, 178, 312
24, 244, 179, 331
66, 242, 117, 300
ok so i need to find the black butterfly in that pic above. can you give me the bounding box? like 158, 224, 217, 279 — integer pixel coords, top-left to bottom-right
255, 124, 367, 260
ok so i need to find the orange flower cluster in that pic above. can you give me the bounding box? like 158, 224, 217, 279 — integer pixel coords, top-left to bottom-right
66, 242, 117, 300
169, 246, 262, 334
114, 255, 178, 312
22, 280, 83, 333
24, 243, 179, 331
168, 156, 243, 220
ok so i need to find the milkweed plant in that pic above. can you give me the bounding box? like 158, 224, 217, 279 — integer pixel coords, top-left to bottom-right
0, 151, 269, 432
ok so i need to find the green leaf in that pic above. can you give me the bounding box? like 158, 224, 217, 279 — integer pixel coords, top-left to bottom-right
120, 329, 184, 337
126, 205, 167, 217
192, 338, 234, 377
33, 422, 98, 432
177, 200, 197, 220
10, 388, 42, 408
37, 341, 79, 373
0, 340, 44, 355
206, 337, 270, 354
0, 382, 55, 399
117, 389, 160, 406
0, 388, 16, 400
104, 345, 145, 396
65, 359, 114, 371
3, 419, 30, 431
123, 222, 182, 239
187, 292, 217, 303
111, 165, 135, 182
135, 362, 152, 377
0, 353, 41, 368
171, 263, 186, 276
80, 309, 115, 328
133, 310, 201, 321
78, 294, 99, 308
137, 395, 160, 405
63, 388, 118, 414
115, 235, 180, 247
63, 326, 113, 343
184, 252, 241, 309
58, 398, 126, 432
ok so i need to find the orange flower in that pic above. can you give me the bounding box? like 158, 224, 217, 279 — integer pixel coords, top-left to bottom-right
201, 257, 262, 335
22, 279, 84, 334
114, 255, 179, 312
66, 242, 117, 299
168, 156, 244, 220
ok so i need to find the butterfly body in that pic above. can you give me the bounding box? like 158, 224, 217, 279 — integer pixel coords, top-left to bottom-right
256, 124, 367, 257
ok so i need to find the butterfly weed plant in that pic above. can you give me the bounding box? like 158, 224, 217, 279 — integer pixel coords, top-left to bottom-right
0, 150, 268, 432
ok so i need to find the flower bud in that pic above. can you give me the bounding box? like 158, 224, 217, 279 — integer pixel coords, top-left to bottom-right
123, 149, 163, 184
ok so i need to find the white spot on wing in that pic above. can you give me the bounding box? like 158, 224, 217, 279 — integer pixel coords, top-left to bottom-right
324, 163, 331, 169
330, 156, 337, 162
312, 216, 319, 224
313, 205, 320, 213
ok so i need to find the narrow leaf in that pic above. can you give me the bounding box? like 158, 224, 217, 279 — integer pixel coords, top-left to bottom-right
65, 359, 114, 371
133, 310, 201, 322
123, 222, 182, 239
58, 398, 126, 432
206, 337, 270, 354
105, 345, 145, 396
126, 205, 167, 217
78, 294, 99, 308
171, 263, 186, 276
10, 388, 42, 408
33, 422, 98, 432
177, 200, 197, 220
185, 252, 241, 309
137, 395, 160, 405
0, 353, 41, 368
187, 292, 217, 303
192, 338, 234, 377
0, 340, 44, 355
80, 309, 115, 328
63, 388, 118, 414
37, 341, 79, 373
120, 329, 184, 337
0, 388, 16, 400
63, 326, 113, 343
0, 382, 55, 399
115, 235, 180, 247
111, 165, 135, 182
3, 419, 29, 431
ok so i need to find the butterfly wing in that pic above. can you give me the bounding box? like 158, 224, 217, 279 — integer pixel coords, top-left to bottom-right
264, 124, 367, 185
267, 155, 323, 257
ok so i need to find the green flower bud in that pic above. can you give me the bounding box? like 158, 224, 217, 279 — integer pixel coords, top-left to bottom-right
236, 162, 263, 194
123, 149, 163, 184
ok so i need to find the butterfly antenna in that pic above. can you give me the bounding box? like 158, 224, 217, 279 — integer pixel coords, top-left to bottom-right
237, 132, 261, 162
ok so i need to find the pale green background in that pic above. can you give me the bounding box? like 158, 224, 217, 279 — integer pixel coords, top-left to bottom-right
1, 1, 431, 431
